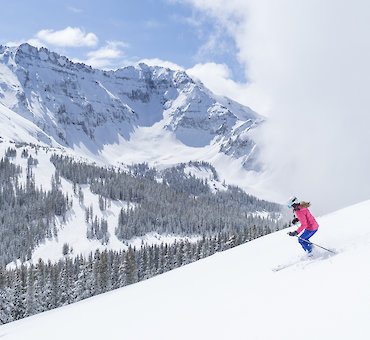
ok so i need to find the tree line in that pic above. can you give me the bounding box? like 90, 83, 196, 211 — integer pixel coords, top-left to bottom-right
50, 155, 285, 242
0, 225, 276, 325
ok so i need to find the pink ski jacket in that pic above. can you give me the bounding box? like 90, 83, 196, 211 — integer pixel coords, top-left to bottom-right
295, 207, 319, 234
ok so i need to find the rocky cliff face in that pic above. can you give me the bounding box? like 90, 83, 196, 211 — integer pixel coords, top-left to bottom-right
0, 43, 263, 170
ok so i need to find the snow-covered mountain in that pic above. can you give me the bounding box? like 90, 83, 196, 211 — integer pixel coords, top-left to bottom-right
2, 200, 369, 340
0, 44, 282, 271
0, 43, 263, 173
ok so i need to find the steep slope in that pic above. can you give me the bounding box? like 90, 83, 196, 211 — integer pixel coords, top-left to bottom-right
2, 200, 369, 340
0, 103, 52, 145
0, 43, 263, 172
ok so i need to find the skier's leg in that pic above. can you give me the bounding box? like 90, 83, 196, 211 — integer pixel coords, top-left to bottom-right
298, 230, 310, 251
299, 230, 317, 252
305, 229, 317, 252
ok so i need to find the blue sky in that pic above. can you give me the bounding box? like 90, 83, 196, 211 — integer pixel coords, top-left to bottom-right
0, 0, 244, 81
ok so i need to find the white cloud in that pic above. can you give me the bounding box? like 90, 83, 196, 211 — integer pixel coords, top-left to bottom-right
78, 41, 129, 69
182, 0, 370, 214
5, 39, 45, 48
138, 58, 184, 71
188, 62, 231, 83
195, 28, 225, 60
35, 27, 98, 47
186, 62, 268, 110
5, 27, 98, 50
87, 41, 127, 59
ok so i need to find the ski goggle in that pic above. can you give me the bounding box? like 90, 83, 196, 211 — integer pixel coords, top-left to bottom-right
287, 196, 298, 208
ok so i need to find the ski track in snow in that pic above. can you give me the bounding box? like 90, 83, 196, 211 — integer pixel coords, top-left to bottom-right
1, 200, 370, 339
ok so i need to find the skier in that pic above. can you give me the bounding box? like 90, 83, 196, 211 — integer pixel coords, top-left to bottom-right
287, 196, 319, 253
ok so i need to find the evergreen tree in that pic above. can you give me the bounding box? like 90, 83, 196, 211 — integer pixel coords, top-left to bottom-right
124, 247, 138, 285
12, 271, 26, 320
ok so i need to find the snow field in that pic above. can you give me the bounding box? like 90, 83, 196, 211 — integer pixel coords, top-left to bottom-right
1, 200, 369, 339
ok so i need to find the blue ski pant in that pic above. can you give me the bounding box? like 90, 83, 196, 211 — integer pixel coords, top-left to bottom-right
298, 229, 317, 252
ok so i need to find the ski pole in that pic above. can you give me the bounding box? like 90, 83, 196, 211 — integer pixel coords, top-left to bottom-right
288, 233, 336, 254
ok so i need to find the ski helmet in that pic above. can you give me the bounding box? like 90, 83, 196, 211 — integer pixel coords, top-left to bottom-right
287, 196, 298, 208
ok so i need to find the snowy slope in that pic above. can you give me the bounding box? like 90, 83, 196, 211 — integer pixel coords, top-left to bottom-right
2, 200, 369, 340
0, 103, 53, 145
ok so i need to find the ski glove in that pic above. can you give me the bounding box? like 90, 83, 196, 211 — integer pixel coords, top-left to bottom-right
291, 218, 299, 225
288, 231, 298, 237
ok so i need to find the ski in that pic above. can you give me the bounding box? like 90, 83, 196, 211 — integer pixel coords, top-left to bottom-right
272, 258, 308, 272
272, 250, 337, 272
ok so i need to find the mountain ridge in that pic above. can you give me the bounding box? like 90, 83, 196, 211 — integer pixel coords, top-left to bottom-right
0, 43, 264, 172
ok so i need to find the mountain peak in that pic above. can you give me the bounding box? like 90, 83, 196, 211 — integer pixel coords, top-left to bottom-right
0, 43, 263, 171
17, 42, 38, 53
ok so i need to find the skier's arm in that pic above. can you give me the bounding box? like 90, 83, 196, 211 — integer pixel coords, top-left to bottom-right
291, 217, 299, 225
295, 210, 308, 234
288, 217, 300, 236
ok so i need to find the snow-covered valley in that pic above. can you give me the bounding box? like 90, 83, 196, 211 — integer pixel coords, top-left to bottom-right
1, 200, 369, 340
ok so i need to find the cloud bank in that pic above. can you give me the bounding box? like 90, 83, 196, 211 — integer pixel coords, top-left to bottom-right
186, 62, 267, 110
79, 41, 129, 68
182, 0, 370, 214
6, 27, 99, 49
35, 27, 98, 47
